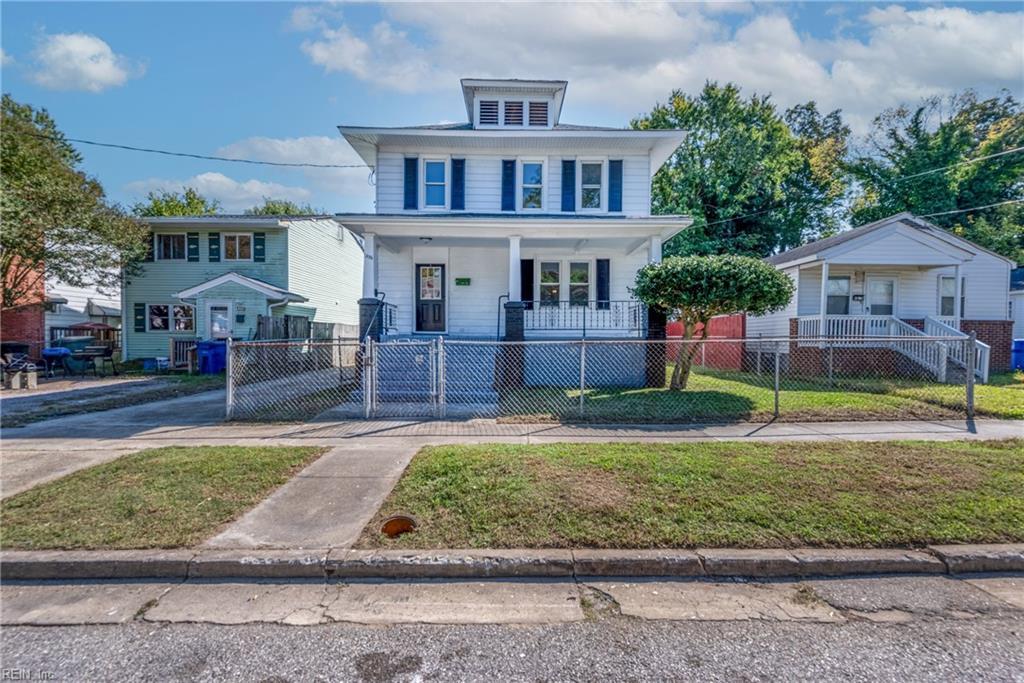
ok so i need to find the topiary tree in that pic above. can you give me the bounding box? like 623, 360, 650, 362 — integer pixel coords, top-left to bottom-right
633, 255, 794, 390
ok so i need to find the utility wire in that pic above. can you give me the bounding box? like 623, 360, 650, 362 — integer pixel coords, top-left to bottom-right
892, 146, 1024, 182
21, 131, 372, 169
918, 199, 1023, 218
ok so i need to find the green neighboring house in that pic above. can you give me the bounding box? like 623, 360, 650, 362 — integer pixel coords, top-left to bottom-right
122, 215, 363, 361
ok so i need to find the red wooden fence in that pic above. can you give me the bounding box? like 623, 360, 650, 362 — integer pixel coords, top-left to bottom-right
666, 314, 746, 370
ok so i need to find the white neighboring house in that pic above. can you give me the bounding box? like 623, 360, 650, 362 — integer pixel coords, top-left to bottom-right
336, 78, 691, 340
45, 279, 121, 341
747, 212, 1017, 380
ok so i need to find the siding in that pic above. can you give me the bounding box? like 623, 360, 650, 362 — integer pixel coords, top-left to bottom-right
285, 220, 363, 326
746, 266, 798, 338
377, 149, 652, 216
123, 228, 287, 359
45, 280, 121, 337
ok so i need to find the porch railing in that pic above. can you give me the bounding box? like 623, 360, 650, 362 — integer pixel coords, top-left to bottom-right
522, 300, 647, 336
796, 315, 894, 339
925, 316, 990, 383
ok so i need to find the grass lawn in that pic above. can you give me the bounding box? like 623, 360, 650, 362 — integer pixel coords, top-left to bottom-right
0, 445, 323, 550
500, 368, 1024, 423
358, 439, 1024, 549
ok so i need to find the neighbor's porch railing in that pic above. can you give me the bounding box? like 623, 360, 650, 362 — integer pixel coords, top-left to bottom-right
925, 316, 990, 383
522, 300, 647, 337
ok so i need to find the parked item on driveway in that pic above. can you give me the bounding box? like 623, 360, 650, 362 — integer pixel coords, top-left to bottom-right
197, 339, 227, 374
40, 347, 71, 377
1012, 339, 1024, 371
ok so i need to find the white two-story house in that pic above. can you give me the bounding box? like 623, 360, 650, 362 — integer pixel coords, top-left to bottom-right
336, 78, 690, 340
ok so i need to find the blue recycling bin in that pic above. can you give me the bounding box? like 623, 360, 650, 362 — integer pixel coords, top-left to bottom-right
196, 340, 227, 374
1012, 339, 1024, 371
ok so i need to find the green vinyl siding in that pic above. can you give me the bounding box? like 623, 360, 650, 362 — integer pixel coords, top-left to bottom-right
192, 282, 269, 340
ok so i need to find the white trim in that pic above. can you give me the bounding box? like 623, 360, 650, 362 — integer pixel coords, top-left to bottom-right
205, 300, 233, 339
517, 157, 547, 212
221, 232, 254, 262
421, 157, 449, 210
146, 302, 195, 334
825, 275, 852, 315
937, 274, 967, 319
865, 275, 898, 316
173, 272, 306, 302
577, 158, 607, 212
532, 257, 594, 304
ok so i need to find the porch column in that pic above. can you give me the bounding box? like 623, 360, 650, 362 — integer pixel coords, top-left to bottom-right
953, 263, 962, 329
362, 233, 376, 299
818, 260, 829, 338
648, 235, 663, 264
508, 235, 522, 302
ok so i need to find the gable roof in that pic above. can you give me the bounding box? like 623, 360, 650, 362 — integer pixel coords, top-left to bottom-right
173, 272, 307, 303
767, 212, 1016, 267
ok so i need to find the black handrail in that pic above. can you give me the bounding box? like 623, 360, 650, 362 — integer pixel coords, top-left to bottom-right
495, 293, 509, 340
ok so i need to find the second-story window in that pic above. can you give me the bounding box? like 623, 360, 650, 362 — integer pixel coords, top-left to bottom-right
581, 162, 602, 209
156, 234, 186, 260
522, 162, 543, 209
424, 160, 446, 208
223, 233, 252, 261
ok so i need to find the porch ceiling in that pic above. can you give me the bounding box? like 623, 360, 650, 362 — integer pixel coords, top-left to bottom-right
375, 234, 644, 252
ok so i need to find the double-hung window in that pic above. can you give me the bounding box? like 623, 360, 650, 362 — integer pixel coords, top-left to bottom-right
147, 304, 194, 332
826, 276, 851, 315
939, 276, 965, 317
223, 233, 252, 261
424, 160, 446, 208
155, 234, 186, 260
581, 162, 602, 209
522, 162, 543, 209
539, 261, 560, 305
568, 261, 590, 306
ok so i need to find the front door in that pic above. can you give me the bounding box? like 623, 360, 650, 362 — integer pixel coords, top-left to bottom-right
415, 264, 445, 332
866, 277, 896, 316
208, 302, 232, 339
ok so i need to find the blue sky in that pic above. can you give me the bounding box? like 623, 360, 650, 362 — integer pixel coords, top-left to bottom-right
2, 1, 1022, 213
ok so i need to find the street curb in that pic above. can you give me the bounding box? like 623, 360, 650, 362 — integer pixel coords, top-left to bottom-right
1, 545, 1021, 581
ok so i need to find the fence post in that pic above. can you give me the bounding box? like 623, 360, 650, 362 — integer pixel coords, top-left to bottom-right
363, 338, 374, 419
965, 332, 976, 419
756, 334, 763, 376
438, 337, 447, 419
579, 340, 586, 414
773, 344, 781, 419
225, 338, 235, 420
827, 341, 834, 387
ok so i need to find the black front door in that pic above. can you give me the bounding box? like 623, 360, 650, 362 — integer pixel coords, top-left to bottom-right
415, 264, 445, 332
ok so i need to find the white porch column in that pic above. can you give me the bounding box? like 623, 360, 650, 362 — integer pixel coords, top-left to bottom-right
818, 260, 830, 337
648, 235, 663, 264
362, 232, 376, 299
508, 235, 522, 302
953, 263, 962, 328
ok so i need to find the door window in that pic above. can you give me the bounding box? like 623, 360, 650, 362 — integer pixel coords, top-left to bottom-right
868, 279, 895, 316
419, 266, 442, 300
209, 305, 230, 338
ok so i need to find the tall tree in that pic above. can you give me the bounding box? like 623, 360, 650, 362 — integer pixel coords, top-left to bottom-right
848, 90, 1024, 261
245, 198, 320, 216
131, 187, 220, 217
0, 94, 149, 309
633, 83, 849, 258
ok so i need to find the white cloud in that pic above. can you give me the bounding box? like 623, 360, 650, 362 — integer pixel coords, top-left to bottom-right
29, 32, 143, 92
124, 172, 313, 213
215, 136, 374, 201
296, 2, 1023, 132
1, 48, 13, 66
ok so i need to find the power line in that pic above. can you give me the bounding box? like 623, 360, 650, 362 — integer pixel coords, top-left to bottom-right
21, 131, 372, 169
918, 199, 1023, 218
893, 146, 1024, 182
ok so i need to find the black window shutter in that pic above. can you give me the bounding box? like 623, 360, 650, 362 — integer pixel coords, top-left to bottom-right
596, 259, 610, 310
404, 157, 418, 210
501, 160, 515, 211
520, 259, 534, 309
208, 233, 220, 262
561, 160, 576, 212
187, 233, 200, 262
608, 160, 623, 212
134, 303, 147, 332
253, 232, 266, 262
451, 158, 466, 210
144, 235, 154, 262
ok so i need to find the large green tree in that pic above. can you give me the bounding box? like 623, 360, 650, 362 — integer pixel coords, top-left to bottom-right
632, 255, 793, 390
245, 198, 320, 216
131, 187, 220, 217
848, 90, 1024, 261
0, 94, 149, 309
633, 83, 849, 258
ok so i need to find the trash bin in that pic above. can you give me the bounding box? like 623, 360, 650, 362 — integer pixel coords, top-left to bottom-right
1012, 339, 1024, 371
196, 340, 227, 374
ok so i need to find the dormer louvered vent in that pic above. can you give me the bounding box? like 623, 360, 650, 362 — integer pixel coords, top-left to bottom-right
529, 101, 549, 126
479, 100, 499, 125
504, 101, 524, 126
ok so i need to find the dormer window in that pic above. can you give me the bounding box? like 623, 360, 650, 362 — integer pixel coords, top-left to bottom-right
479, 100, 498, 125
424, 160, 446, 207
504, 101, 523, 126
529, 101, 549, 126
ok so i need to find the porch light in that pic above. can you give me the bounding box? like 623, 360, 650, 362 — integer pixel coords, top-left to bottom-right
420, 236, 432, 243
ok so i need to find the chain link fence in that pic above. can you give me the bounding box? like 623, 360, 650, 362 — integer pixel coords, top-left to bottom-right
227, 335, 978, 423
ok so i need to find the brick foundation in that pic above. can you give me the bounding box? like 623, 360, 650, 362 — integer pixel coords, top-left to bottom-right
960, 320, 1012, 373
